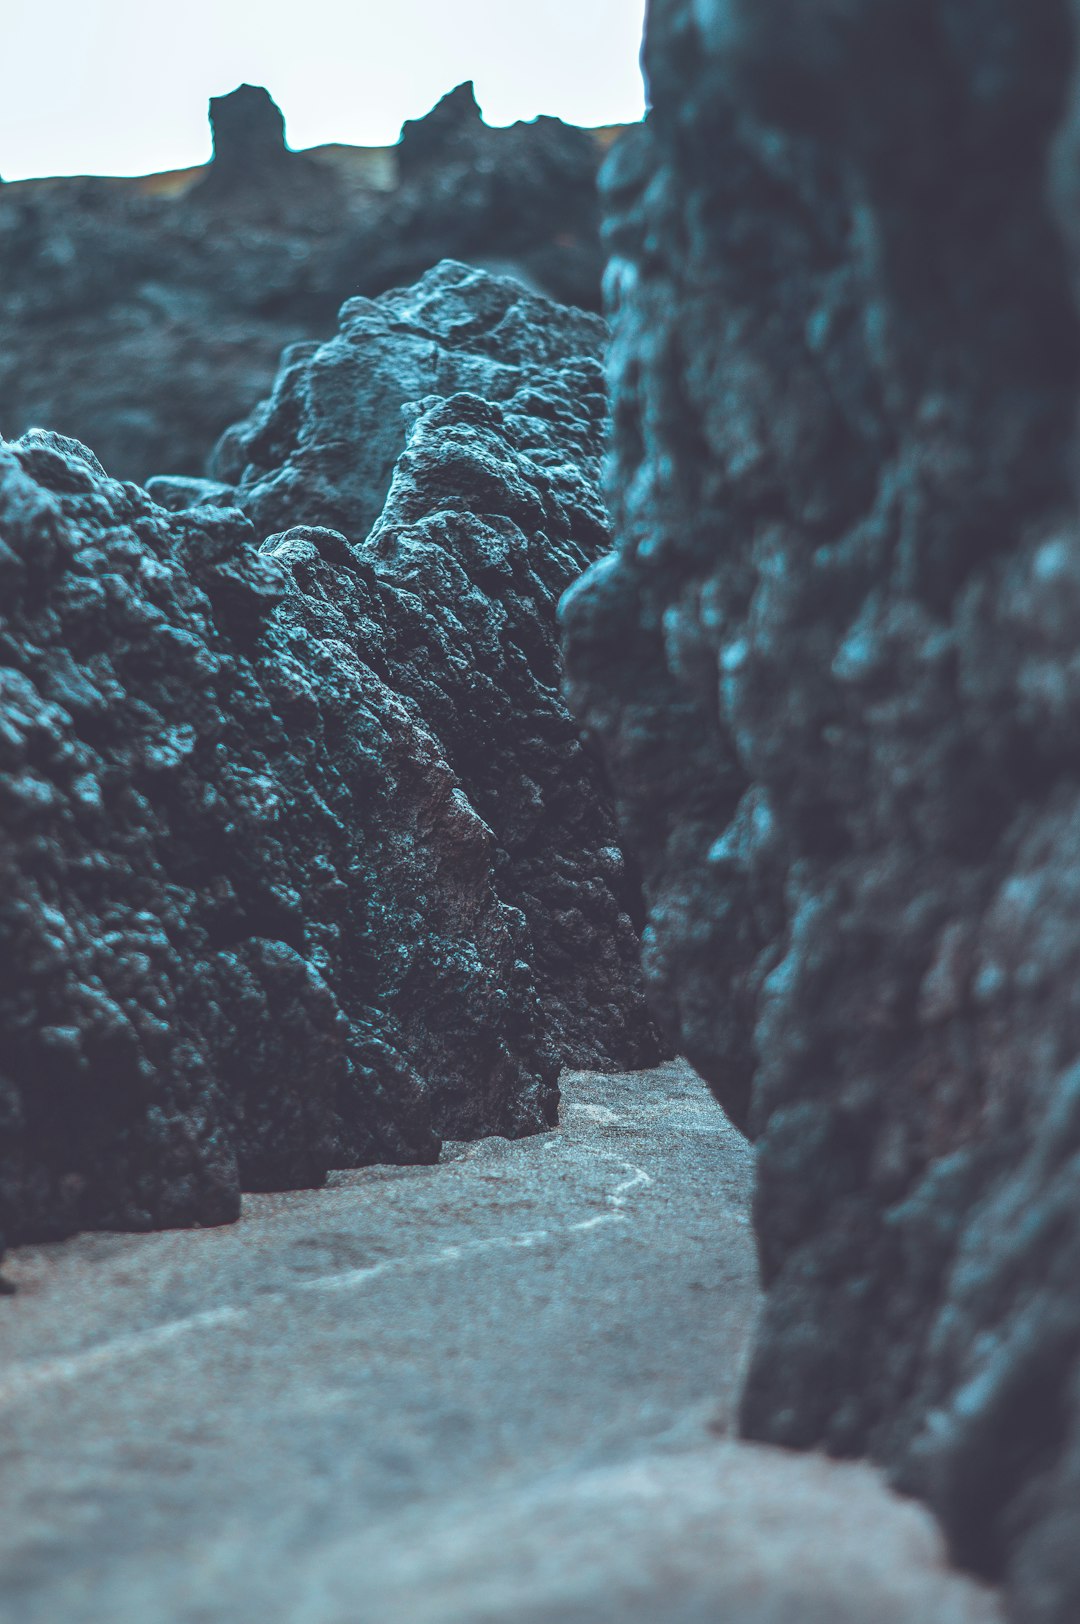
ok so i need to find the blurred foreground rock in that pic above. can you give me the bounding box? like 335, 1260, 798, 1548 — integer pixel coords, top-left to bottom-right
563, 2, 1080, 1618
0, 261, 661, 1255
0, 82, 609, 484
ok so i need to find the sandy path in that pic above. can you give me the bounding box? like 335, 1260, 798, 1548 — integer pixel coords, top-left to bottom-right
0, 1061, 1002, 1623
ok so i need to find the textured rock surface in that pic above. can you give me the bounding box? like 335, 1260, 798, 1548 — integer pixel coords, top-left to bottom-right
0, 83, 608, 484
0, 261, 660, 1257
214, 261, 661, 1080
562, 2, 1080, 1618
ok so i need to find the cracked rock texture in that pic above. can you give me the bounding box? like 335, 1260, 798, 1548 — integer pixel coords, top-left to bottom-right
562, 1, 1080, 1619
0, 261, 661, 1258
0, 82, 607, 485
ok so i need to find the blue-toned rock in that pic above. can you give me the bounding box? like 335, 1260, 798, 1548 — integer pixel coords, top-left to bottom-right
563, 3, 1080, 1617
0, 263, 661, 1256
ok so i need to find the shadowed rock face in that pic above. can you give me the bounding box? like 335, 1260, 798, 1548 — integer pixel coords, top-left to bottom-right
0, 261, 661, 1257
0, 83, 607, 484
562, 1, 1080, 1616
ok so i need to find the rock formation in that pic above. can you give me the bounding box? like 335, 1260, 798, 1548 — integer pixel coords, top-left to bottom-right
0, 83, 608, 484
372, 82, 605, 314
0, 261, 662, 1260
562, 2, 1080, 1619
204, 82, 295, 185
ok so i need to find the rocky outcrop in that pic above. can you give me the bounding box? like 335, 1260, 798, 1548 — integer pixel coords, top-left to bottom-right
213, 261, 662, 1076
0, 262, 661, 1259
0, 83, 608, 484
562, 2, 1080, 1619
365, 82, 605, 314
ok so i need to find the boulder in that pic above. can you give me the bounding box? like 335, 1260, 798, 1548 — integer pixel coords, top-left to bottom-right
562, 2, 1080, 1617
0, 262, 662, 1259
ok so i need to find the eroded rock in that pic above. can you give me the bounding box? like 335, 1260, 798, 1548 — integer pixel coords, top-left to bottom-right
0, 262, 661, 1257
216, 261, 662, 1080
562, 2, 1080, 1617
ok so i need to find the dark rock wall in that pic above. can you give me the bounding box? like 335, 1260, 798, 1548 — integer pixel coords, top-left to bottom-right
0, 83, 607, 484
562, 1, 1080, 1617
0, 262, 661, 1258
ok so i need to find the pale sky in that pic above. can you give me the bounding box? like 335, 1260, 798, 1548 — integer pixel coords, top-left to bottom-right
0, 0, 648, 182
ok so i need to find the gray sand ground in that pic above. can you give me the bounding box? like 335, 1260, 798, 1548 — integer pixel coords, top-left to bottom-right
0, 1061, 1002, 1623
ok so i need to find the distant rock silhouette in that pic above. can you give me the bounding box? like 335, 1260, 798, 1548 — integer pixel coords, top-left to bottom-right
398, 81, 484, 175
209, 83, 289, 171
0, 84, 610, 484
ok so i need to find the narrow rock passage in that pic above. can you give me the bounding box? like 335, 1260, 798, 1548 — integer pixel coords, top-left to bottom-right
0, 1063, 1001, 1623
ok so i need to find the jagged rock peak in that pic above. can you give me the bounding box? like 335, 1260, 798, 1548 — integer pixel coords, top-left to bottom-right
563, 1, 1080, 1619
398, 81, 484, 172
209, 83, 290, 171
